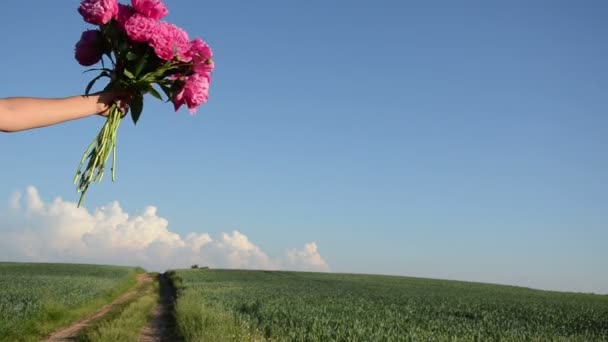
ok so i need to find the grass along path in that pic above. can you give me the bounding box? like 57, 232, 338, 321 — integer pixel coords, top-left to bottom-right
139, 273, 183, 342
74, 273, 183, 342
78, 273, 159, 342
0, 263, 139, 342
44, 273, 153, 342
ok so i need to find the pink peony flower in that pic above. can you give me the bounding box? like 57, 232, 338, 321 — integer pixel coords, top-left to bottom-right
194, 59, 214, 81
173, 73, 210, 114
75, 30, 103, 66
78, 0, 119, 25
188, 38, 213, 62
124, 13, 157, 42
150, 22, 191, 61
116, 4, 135, 31
188, 38, 214, 80
131, 0, 168, 20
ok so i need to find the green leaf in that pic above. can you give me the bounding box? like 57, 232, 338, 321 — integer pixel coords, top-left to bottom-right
123, 69, 135, 79
85, 72, 110, 95
159, 83, 172, 96
85, 79, 98, 96
118, 41, 129, 53
134, 51, 149, 77
126, 52, 138, 61
146, 86, 163, 101
158, 83, 173, 103
83, 68, 112, 74
130, 94, 144, 125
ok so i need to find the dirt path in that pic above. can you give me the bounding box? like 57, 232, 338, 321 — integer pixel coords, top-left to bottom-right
139, 273, 183, 342
44, 273, 153, 342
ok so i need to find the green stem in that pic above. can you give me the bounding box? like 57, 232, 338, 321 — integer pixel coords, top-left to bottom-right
74, 105, 123, 207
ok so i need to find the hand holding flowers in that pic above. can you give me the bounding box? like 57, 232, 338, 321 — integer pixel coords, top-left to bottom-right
73, 0, 214, 206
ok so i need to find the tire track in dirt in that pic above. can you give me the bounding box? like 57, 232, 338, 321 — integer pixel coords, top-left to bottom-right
44, 273, 152, 342
139, 273, 182, 342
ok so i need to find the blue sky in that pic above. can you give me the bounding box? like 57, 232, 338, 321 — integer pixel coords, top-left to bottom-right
1, 0, 607, 293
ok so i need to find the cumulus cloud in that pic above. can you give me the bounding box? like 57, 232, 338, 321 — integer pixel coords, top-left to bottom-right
0, 186, 330, 273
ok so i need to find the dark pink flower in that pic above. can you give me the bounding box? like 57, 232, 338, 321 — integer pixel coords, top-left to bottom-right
188, 38, 213, 62
150, 22, 191, 61
116, 4, 135, 31
188, 38, 214, 80
194, 59, 214, 81
131, 0, 168, 20
78, 0, 119, 25
124, 13, 157, 42
173, 73, 210, 114
75, 30, 103, 66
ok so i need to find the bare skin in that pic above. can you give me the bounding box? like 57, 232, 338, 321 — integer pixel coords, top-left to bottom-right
0, 91, 130, 133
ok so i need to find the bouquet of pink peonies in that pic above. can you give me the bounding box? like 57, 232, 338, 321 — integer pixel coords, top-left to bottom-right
73, 0, 214, 207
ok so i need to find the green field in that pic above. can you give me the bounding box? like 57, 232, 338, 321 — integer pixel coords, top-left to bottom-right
169, 269, 608, 341
0, 262, 139, 341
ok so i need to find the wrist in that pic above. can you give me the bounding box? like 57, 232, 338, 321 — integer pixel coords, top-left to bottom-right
91, 92, 113, 116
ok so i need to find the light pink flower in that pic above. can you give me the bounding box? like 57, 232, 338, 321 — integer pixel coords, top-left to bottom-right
116, 4, 135, 31
75, 30, 103, 66
173, 73, 210, 114
150, 22, 191, 61
78, 0, 119, 25
131, 0, 168, 20
124, 13, 157, 42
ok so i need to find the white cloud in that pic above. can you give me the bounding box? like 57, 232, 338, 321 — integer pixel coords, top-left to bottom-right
0, 186, 330, 273
283, 242, 329, 272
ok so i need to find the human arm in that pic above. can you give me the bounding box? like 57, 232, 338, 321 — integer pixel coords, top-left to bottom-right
0, 91, 128, 133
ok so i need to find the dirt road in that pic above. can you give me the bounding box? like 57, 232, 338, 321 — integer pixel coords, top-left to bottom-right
44, 273, 153, 342
139, 273, 183, 341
